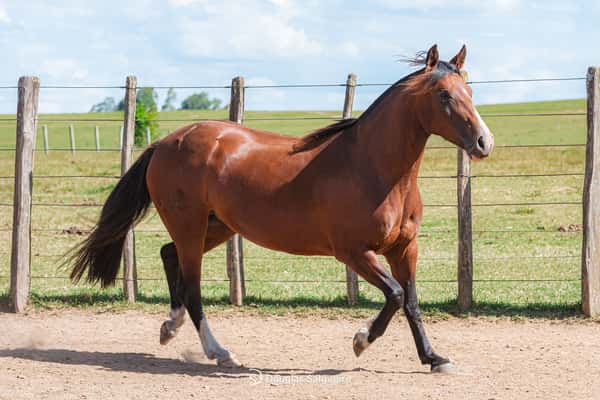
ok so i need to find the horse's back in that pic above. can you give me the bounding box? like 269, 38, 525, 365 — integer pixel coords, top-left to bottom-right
146, 120, 331, 253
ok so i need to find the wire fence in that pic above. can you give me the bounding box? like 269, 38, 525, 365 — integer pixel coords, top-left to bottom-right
0, 73, 589, 309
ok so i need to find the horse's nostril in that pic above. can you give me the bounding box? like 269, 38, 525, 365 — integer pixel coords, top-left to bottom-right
477, 136, 485, 150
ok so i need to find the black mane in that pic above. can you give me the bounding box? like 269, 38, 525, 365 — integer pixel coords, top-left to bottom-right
291, 57, 460, 154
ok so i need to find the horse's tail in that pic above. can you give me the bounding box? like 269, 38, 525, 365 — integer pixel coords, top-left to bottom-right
68, 145, 156, 287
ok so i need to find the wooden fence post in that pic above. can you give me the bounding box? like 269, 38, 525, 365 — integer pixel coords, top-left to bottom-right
69, 124, 76, 154
10, 76, 39, 313
43, 125, 49, 154
457, 148, 473, 310
227, 76, 245, 306
121, 76, 138, 301
343, 73, 359, 306
457, 70, 473, 311
582, 66, 600, 317
95, 126, 100, 152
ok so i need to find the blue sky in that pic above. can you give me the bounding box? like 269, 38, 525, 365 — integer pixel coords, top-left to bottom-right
1, 0, 599, 113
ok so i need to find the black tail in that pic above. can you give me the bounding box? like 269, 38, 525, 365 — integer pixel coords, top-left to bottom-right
68, 145, 156, 287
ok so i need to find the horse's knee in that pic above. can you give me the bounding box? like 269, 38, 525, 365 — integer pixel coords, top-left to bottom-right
160, 242, 177, 263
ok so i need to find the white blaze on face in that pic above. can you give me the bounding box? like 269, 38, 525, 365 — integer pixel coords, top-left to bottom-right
473, 107, 492, 138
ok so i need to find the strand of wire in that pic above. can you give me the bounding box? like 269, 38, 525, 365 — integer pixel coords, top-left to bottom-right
0, 275, 581, 283
0, 77, 584, 90
0, 172, 585, 180
0, 228, 580, 235
0, 143, 587, 153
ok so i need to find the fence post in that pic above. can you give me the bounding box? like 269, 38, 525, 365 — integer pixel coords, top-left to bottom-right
95, 126, 100, 151
121, 76, 138, 302
457, 70, 473, 311
69, 124, 76, 154
582, 66, 600, 317
146, 127, 151, 146
43, 125, 49, 154
457, 148, 473, 310
342, 73, 359, 306
10, 76, 39, 313
227, 76, 245, 306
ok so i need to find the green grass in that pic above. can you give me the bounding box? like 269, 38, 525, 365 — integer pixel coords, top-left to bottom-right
0, 99, 588, 318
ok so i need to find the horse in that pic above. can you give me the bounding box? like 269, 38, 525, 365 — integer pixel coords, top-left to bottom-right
68, 44, 494, 372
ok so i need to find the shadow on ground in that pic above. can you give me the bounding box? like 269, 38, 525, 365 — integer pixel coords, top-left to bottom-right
0, 347, 389, 378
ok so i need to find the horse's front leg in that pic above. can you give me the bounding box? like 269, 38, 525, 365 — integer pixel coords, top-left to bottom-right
384, 240, 453, 373
339, 250, 404, 357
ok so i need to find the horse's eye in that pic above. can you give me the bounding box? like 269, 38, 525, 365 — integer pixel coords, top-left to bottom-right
439, 89, 452, 104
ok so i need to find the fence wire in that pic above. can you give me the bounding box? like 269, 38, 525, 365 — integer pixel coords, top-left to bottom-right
0, 74, 589, 304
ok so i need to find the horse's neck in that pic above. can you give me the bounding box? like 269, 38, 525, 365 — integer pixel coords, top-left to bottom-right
353, 89, 428, 186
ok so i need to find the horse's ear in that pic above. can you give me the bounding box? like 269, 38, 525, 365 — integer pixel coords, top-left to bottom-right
425, 44, 439, 71
450, 45, 467, 70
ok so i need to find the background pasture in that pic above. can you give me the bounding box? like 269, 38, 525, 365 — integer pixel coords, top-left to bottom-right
0, 95, 587, 317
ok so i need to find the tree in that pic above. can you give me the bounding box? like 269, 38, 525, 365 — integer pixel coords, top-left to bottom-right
135, 98, 158, 146
90, 97, 117, 112
180, 92, 222, 110
137, 87, 158, 110
132, 88, 159, 146
90, 89, 160, 146
116, 88, 158, 111
161, 88, 177, 111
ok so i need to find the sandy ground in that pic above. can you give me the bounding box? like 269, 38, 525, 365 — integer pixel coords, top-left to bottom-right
1, 310, 599, 400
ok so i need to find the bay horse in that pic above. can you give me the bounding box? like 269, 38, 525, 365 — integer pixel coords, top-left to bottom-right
69, 44, 493, 372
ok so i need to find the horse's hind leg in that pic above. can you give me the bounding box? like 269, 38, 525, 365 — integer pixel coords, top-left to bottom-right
159, 243, 186, 345
177, 219, 241, 368
159, 214, 235, 346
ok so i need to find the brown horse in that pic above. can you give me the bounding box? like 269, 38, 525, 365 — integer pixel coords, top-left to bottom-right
69, 44, 493, 372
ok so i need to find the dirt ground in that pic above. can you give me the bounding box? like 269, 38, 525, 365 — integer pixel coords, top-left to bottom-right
1, 310, 599, 400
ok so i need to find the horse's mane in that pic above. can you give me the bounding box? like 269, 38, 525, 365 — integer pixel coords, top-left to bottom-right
291, 55, 460, 154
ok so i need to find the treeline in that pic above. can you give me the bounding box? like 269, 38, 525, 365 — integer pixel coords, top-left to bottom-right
89, 88, 222, 112
89, 88, 223, 146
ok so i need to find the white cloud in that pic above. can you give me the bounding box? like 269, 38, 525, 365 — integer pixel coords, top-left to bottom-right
0, 0, 590, 113
375, 0, 446, 9
246, 77, 275, 87
341, 42, 359, 58
40, 59, 89, 81
375, 0, 521, 12
244, 77, 286, 109
178, 1, 321, 58
167, 0, 205, 6
493, 0, 520, 11
0, 4, 10, 23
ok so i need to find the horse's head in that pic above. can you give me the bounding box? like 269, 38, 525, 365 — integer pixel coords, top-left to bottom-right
411, 44, 494, 159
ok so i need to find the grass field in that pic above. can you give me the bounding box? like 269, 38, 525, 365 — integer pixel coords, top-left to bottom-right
0, 99, 588, 317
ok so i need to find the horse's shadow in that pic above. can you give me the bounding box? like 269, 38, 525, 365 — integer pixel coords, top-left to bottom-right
0, 347, 422, 378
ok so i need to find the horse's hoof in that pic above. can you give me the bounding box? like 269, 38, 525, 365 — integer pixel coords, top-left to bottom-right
159, 321, 177, 346
217, 353, 243, 368
353, 326, 370, 357
431, 361, 454, 374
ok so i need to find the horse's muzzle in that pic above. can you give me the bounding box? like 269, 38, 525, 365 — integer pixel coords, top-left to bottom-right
469, 132, 494, 160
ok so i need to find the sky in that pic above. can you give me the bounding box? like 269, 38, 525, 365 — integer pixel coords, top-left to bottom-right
1, 0, 600, 113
